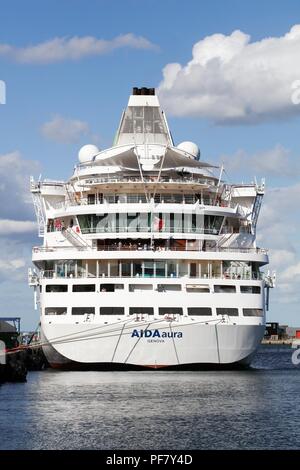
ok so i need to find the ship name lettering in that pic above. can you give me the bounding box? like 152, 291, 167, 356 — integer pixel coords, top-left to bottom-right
131, 329, 183, 338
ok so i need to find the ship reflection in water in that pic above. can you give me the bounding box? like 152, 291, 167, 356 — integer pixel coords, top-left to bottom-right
0, 346, 299, 450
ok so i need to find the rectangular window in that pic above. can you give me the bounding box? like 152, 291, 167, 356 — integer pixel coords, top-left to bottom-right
133, 262, 142, 277
159, 307, 183, 315
190, 263, 197, 277
129, 284, 153, 292
214, 285, 236, 293
157, 284, 181, 292
216, 308, 239, 316
100, 307, 125, 315
186, 284, 210, 293
240, 286, 261, 294
129, 307, 154, 315
156, 261, 166, 277
72, 307, 95, 315
188, 307, 212, 316
100, 283, 124, 292
243, 308, 264, 317
72, 284, 95, 292
121, 261, 131, 277
46, 285, 68, 293
45, 307, 67, 315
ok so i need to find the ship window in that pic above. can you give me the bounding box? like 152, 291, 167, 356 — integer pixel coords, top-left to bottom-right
72, 284, 95, 292
188, 308, 212, 316
243, 308, 264, 317
129, 284, 153, 292
240, 286, 261, 294
100, 307, 125, 315
72, 307, 95, 315
157, 284, 181, 292
159, 307, 183, 315
214, 285, 236, 293
216, 308, 239, 316
46, 285, 68, 293
129, 307, 154, 315
100, 283, 124, 292
45, 307, 67, 315
186, 284, 210, 293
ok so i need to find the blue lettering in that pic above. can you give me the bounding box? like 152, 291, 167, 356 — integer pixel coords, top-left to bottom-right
152, 329, 161, 338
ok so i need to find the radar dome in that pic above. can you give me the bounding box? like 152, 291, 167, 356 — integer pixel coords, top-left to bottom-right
78, 144, 99, 163
177, 141, 200, 160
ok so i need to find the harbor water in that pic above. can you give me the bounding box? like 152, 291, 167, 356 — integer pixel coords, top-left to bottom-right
0, 345, 299, 450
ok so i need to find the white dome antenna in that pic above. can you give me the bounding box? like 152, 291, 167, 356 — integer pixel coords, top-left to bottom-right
177, 141, 200, 160
78, 144, 100, 163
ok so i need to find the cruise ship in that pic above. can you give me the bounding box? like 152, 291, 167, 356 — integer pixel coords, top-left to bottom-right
28, 87, 274, 370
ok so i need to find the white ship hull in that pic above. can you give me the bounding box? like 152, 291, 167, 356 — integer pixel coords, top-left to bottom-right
41, 321, 265, 369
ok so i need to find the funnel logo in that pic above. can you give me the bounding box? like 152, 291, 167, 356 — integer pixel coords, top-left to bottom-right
0, 80, 6, 104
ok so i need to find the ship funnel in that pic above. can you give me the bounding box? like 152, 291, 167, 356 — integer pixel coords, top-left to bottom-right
113, 87, 172, 146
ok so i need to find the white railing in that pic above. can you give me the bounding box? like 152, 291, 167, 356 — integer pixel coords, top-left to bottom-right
51, 196, 237, 210
39, 270, 265, 281
32, 245, 268, 254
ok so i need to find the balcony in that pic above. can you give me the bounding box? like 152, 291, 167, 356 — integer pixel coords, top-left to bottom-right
52, 192, 236, 210
40, 269, 264, 281
32, 244, 268, 255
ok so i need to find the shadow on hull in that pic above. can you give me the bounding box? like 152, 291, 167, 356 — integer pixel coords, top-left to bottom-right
50, 361, 252, 371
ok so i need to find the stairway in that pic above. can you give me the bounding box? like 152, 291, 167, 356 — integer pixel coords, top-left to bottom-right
62, 228, 90, 248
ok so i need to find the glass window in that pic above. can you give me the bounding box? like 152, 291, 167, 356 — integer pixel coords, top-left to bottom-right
100, 307, 124, 315
72, 307, 95, 315
157, 284, 181, 292
46, 285, 68, 293
100, 284, 124, 292
159, 307, 183, 315
167, 261, 176, 277
45, 307, 67, 315
214, 285, 236, 293
156, 261, 166, 277
129, 307, 154, 315
216, 308, 239, 316
121, 261, 131, 277
98, 261, 108, 277
243, 308, 264, 317
72, 285, 95, 292
144, 261, 154, 277
188, 308, 212, 316
240, 286, 261, 294
186, 284, 210, 293
110, 260, 119, 277
133, 262, 142, 277
190, 263, 197, 277
129, 284, 153, 292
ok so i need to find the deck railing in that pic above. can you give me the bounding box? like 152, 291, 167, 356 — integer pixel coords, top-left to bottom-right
52, 196, 236, 210
33, 245, 268, 254
39, 270, 265, 281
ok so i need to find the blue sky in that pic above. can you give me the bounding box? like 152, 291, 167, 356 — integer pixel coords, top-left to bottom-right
0, 0, 300, 329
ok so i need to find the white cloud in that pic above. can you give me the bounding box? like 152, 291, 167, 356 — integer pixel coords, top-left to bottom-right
220, 144, 298, 177
256, 183, 300, 305
158, 25, 300, 124
41, 115, 90, 143
0, 151, 39, 221
0, 34, 156, 64
281, 262, 300, 282
0, 220, 36, 235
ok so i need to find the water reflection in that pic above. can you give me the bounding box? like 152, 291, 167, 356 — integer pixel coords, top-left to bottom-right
0, 347, 299, 449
